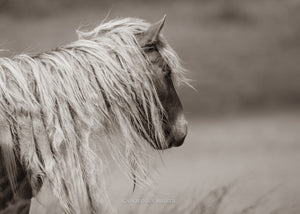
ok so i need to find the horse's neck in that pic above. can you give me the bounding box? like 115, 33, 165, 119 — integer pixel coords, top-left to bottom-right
0, 157, 32, 214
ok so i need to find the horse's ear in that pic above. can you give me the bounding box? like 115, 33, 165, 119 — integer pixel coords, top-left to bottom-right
140, 15, 166, 45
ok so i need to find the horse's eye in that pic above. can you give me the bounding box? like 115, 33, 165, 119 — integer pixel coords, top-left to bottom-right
162, 64, 171, 76
144, 47, 154, 52
143, 43, 156, 52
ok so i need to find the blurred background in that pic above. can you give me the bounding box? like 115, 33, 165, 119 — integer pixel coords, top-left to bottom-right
1, 0, 300, 213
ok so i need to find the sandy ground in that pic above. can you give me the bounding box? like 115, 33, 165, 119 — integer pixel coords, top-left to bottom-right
30, 110, 300, 214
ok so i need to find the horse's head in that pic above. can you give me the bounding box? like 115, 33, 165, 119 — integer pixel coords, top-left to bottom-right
136, 17, 188, 150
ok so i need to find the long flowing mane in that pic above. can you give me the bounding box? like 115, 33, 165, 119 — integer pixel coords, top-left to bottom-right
0, 18, 185, 213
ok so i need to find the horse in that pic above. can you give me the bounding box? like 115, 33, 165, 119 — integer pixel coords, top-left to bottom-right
0, 16, 188, 214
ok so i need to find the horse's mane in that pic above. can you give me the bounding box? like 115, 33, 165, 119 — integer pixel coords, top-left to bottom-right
0, 18, 185, 213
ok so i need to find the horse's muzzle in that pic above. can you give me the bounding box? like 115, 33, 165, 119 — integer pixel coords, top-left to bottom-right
154, 115, 188, 150
170, 116, 188, 147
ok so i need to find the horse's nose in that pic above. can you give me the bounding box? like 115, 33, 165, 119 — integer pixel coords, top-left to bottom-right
172, 115, 188, 147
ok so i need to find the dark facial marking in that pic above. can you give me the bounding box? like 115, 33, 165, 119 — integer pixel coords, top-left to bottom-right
142, 43, 187, 149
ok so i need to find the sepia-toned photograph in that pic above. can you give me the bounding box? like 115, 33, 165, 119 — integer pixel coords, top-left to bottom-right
0, 0, 300, 213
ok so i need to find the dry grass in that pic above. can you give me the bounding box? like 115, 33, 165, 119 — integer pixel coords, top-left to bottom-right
119, 182, 298, 214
